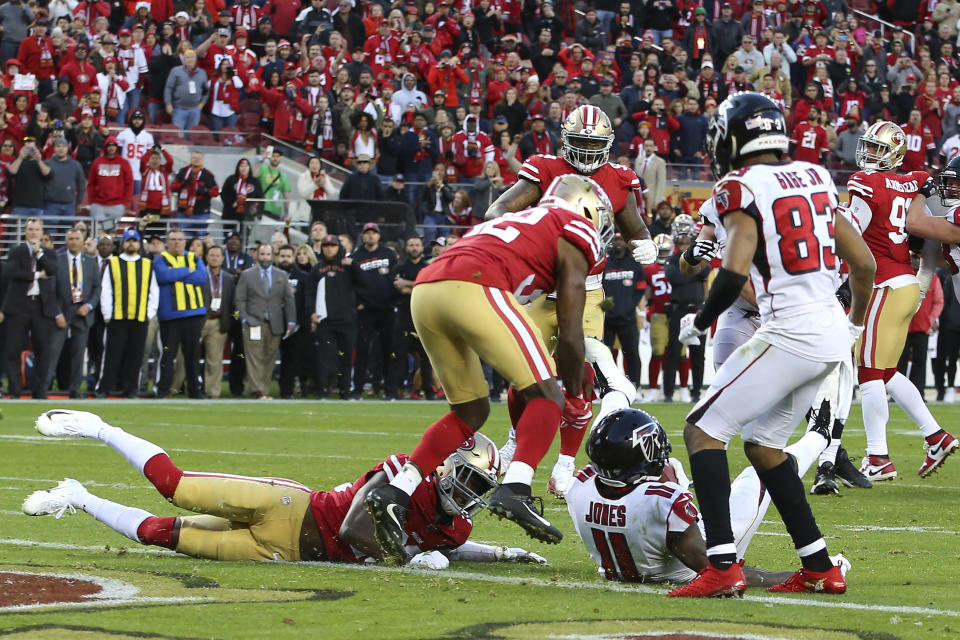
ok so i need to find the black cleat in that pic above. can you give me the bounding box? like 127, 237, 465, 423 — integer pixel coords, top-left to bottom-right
364, 485, 411, 565
811, 462, 840, 495
835, 447, 873, 488
487, 483, 563, 544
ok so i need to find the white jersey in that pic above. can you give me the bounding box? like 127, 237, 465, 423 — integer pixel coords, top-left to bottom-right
712, 160, 848, 361
941, 134, 960, 165
699, 197, 758, 314
565, 466, 699, 583
115, 128, 155, 178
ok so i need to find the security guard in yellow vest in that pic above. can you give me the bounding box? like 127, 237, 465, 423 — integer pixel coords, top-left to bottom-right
96, 228, 159, 398
153, 229, 208, 399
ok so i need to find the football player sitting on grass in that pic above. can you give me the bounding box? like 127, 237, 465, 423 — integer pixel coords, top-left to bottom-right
22, 410, 546, 570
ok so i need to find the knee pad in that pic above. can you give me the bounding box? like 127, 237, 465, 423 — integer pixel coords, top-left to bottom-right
585, 337, 637, 405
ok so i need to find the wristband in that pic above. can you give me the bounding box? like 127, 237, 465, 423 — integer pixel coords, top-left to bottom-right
681, 246, 700, 265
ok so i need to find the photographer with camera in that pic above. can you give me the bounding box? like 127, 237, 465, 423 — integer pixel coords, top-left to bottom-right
451, 114, 493, 183
208, 58, 243, 131
8, 136, 51, 217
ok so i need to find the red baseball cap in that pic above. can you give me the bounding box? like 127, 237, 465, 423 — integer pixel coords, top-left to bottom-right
284, 61, 298, 70
234, 29, 248, 38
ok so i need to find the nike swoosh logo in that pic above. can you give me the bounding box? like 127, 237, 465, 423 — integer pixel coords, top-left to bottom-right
929, 445, 943, 456
385, 503, 404, 528
863, 467, 894, 478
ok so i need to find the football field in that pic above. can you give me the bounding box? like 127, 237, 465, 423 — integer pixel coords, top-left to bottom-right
0, 400, 957, 640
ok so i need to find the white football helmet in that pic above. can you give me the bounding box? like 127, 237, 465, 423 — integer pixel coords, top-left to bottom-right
671, 214, 696, 241
541, 174, 615, 249
560, 105, 615, 174
435, 433, 501, 517
855, 121, 906, 172
653, 233, 674, 264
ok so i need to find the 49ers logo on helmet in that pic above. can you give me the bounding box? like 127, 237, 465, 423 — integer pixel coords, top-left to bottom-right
459, 437, 475, 450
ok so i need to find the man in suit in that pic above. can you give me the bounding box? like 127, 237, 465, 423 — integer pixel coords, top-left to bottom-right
223, 231, 253, 396
200, 245, 236, 399
3, 218, 66, 399
634, 138, 666, 216
236, 244, 296, 399
87, 234, 115, 388
49, 228, 101, 397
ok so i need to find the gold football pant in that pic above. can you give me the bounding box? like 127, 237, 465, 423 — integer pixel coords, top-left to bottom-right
526, 288, 606, 352
855, 283, 919, 370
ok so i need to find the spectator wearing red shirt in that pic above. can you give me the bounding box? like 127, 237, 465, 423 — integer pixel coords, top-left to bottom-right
915, 80, 944, 140
60, 43, 98, 104
73, 0, 110, 34
451, 114, 494, 181
262, 0, 300, 38
363, 20, 400, 79
231, 0, 261, 31
901, 108, 936, 171
837, 78, 866, 118
260, 72, 313, 142
793, 82, 824, 126
633, 97, 678, 159
789, 105, 828, 164
424, 1, 461, 58
801, 30, 834, 82
17, 19, 57, 98
87, 136, 134, 231
558, 44, 594, 78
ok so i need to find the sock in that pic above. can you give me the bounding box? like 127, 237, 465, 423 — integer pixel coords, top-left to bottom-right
591, 389, 631, 430
678, 359, 691, 387
756, 458, 831, 572
859, 379, 890, 456
559, 419, 588, 457
506, 387, 524, 429
785, 431, 828, 476
100, 426, 166, 476
408, 411, 474, 487
819, 420, 843, 466
689, 449, 736, 569
886, 372, 942, 438
502, 461, 535, 485
136, 516, 179, 549
512, 397, 562, 469
389, 462, 423, 497
79, 491, 153, 543
143, 454, 183, 499
649, 357, 663, 390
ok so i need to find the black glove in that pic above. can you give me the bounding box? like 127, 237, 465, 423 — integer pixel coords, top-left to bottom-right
835, 280, 851, 308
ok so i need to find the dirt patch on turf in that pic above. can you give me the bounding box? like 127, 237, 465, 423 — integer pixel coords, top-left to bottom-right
0, 572, 102, 608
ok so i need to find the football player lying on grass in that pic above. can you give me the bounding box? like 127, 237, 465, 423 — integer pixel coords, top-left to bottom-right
566, 408, 851, 591
22, 410, 546, 570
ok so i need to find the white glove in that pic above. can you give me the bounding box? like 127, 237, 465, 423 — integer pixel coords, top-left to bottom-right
631, 238, 657, 264
678, 313, 704, 346
690, 239, 720, 263
830, 553, 851, 578
847, 321, 864, 344
408, 550, 450, 570
667, 457, 691, 490
495, 546, 548, 564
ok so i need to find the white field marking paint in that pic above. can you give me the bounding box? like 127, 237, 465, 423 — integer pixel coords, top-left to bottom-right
548, 633, 797, 640
0, 538, 177, 556
5, 538, 960, 619
761, 520, 960, 533
3, 596, 205, 612
0, 435, 381, 462
294, 560, 960, 618
137, 422, 419, 438
0, 476, 152, 490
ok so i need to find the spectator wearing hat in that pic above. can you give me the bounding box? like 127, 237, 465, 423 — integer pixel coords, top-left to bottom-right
116, 109, 153, 193
400, 111, 438, 186
87, 136, 133, 231
44, 75, 78, 122
801, 30, 834, 83
249, 17, 279, 59
682, 7, 712, 65
196, 27, 233, 77
383, 172, 408, 203
96, 55, 129, 124
427, 51, 467, 109
164, 49, 208, 132
710, 3, 743, 66
332, 0, 365, 50
451, 113, 494, 181
73, 106, 104, 175
260, 69, 314, 142
574, 8, 606, 52
44, 136, 85, 220
349, 221, 398, 399
59, 43, 97, 102
339, 153, 383, 201
297, 0, 333, 37
363, 18, 399, 79
115, 28, 147, 125
892, 73, 918, 122
307, 234, 358, 397
48, 227, 100, 397
517, 113, 556, 159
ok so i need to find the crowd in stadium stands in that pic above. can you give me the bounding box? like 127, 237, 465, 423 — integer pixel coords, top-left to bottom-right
0, 0, 959, 399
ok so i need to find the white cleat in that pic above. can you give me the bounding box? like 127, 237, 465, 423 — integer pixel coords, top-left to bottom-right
678, 388, 692, 403
640, 389, 662, 403
499, 428, 517, 470
547, 456, 576, 499
22, 478, 87, 519
945, 388, 956, 404
35, 410, 108, 439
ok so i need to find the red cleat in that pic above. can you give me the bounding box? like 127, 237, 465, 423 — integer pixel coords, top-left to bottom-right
919, 431, 958, 478
667, 561, 746, 598
767, 565, 846, 594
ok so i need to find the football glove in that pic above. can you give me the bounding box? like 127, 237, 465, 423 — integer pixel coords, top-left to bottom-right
847, 321, 864, 344
562, 392, 593, 431
495, 546, 548, 564
690, 239, 720, 263
631, 238, 657, 264
678, 313, 704, 345
408, 550, 450, 570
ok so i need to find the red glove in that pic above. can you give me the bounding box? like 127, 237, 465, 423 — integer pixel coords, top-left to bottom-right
562, 391, 593, 431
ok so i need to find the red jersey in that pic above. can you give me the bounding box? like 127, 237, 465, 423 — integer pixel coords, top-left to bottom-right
417, 205, 605, 303
847, 170, 928, 284
901, 123, 935, 172
517, 154, 642, 215
309, 454, 471, 563
801, 46, 835, 81
643, 262, 672, 314
790, 121, 828, 164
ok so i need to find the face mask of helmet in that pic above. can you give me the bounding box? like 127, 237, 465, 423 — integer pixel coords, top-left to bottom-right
671, 213, 695, 239
653, 233, 674, 264
855, 137, 901, 171
561, 130, 613, 173
585, 410, 672, 487
434, 436, 500, 517
940, 171, 960, 207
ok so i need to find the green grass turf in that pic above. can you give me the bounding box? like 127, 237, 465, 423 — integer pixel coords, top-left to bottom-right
0, 400, 958, 640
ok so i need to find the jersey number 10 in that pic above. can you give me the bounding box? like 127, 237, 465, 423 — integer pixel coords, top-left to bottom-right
772, 192, 838, 275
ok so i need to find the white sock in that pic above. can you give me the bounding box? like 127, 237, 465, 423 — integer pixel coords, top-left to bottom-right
886, 372, 942, 438
591, 390, 631, 431
819, 437, 841, 466
554, 454, 575, 470
786, 431, 828, 477
100, 426, 166, 476
859, 379, 890, 456
502, 461, 535, 486
79, 491, 153, 542
389, 462, 423, 497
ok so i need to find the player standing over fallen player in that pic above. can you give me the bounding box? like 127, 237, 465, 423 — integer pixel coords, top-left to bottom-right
846, 121, 958, 480
487, 105, 658, 497
365, 175, 613, 562
668, 92, 876, 597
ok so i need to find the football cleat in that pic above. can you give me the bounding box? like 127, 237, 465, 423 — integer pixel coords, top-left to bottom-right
547, 456, 576, 499
834, 448, 872, 488
35, 410, 107, 439
498, 428, 517, 470
22, 478, 87, 519
810, 462, 839, 495
859, 454, 897, 482
364, 485, 411, 565
678, 388, 692, 403
919, 431, 958, 478
667, 561, 746, 598
487, 483, 563, 544
640, 388, 662, 403
767, 561, 847, 594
